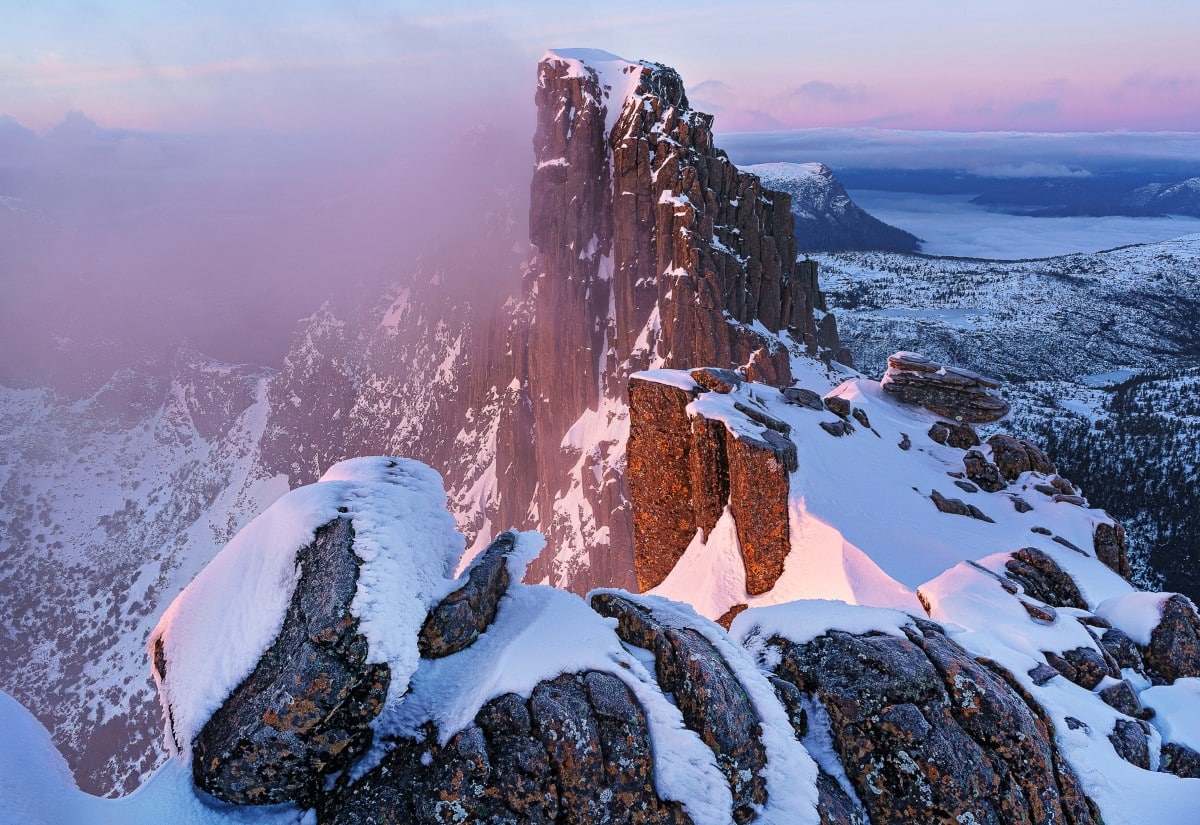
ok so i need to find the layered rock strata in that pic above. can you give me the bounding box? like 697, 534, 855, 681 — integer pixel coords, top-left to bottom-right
881, 351, 1010, 423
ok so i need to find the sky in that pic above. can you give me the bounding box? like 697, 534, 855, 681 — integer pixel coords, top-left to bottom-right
4, 1, 1200, 386
3, 0, 1200, 134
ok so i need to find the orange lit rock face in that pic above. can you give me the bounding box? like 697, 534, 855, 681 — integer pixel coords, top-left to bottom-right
627, 372, 792, 595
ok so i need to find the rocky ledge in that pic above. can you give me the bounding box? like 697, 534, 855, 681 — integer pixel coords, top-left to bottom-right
881, 350, 1011, 423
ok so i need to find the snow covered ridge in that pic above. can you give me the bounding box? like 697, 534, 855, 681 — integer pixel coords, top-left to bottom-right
10, 434, 1200, 820
626, 356, 1200, 820
149, 457, 465, 764
630, 356, 1115, 619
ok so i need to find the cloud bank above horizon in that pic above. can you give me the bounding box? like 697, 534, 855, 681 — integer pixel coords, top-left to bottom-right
4, 1, 1199, 135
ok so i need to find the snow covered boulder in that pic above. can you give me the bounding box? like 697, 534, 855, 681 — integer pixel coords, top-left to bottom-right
591, 592, 768, 823
149, 457, 467, 806
1144, 594, 1200, 684
735, 603, 1099, 825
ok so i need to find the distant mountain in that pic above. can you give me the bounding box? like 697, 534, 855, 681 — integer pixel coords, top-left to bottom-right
971, 175, 1200, 218
745, 161, 921, 252
1128, 178, 1200, 216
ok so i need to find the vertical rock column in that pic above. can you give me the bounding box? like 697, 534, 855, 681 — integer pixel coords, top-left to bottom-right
627, 372, 792, 594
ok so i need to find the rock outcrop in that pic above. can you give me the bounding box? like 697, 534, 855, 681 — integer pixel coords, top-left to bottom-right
1144, 594, 1200, 684
627, 372, 792, 595
881, 351, 1010, 423
180, 517, 389, 806
761, 620, 1099, 825
419, 531, 516, 658
1093, 520, 1131, 579
494, 49, 841, 592
147, 443, 1200, 824
987, 433, 1056, 480
323, 672, 691, 825
591, 593, 767, 823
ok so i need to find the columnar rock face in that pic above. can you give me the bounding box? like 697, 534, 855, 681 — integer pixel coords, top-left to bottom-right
627, 372, 792, 594
881, 351, 1010, 423
492, 49, 837, 592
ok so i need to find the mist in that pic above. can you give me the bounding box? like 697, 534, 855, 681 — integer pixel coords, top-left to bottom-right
1, 19, 535, 393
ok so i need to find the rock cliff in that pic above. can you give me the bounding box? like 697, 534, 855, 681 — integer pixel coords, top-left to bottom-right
488, 49, 842, 591
251, 49, 845, 597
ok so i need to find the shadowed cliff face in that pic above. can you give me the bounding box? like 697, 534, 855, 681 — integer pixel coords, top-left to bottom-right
484, 51, 837, 591
252, 51, 840, 596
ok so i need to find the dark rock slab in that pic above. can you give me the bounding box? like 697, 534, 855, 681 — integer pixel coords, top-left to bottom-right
690, 367, 741, 394
931, 421, 980, 449
1093, 521, 1131, 579
766, 622, 1097, 825
1108, 719, 1151, 769
1097, 680, 1142, 717
1161, 743, 1200, 778
881, 351, 1010, 424
987, 434, 1056, 480
1145, 594, 1200, 684
820, 419, 854, 437
1099, 627, 1145, 673
590, 593, 767, 823
823, 395, 851, 417
322, 673, 690, 825
781, 385, 824, 411
816, 770, 868, 825
931, 490, 994, 523
419, 532, 515, 658
188, 517, 390, 806
963, 449, 1007, 492
1004, 547, 1088, 609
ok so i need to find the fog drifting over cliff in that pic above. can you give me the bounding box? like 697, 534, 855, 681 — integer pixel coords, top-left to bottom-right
1, 32, 532, 392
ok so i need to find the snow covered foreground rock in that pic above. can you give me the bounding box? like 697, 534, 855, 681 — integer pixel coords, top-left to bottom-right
129, 434, 1200, 823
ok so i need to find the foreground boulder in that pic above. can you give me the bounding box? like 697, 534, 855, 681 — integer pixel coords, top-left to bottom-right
151, 451, 1200, 823
591, 593, 768, 823
322, 671, 690, 825
188, 517, 389, 805
748, 615, 1098, 825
